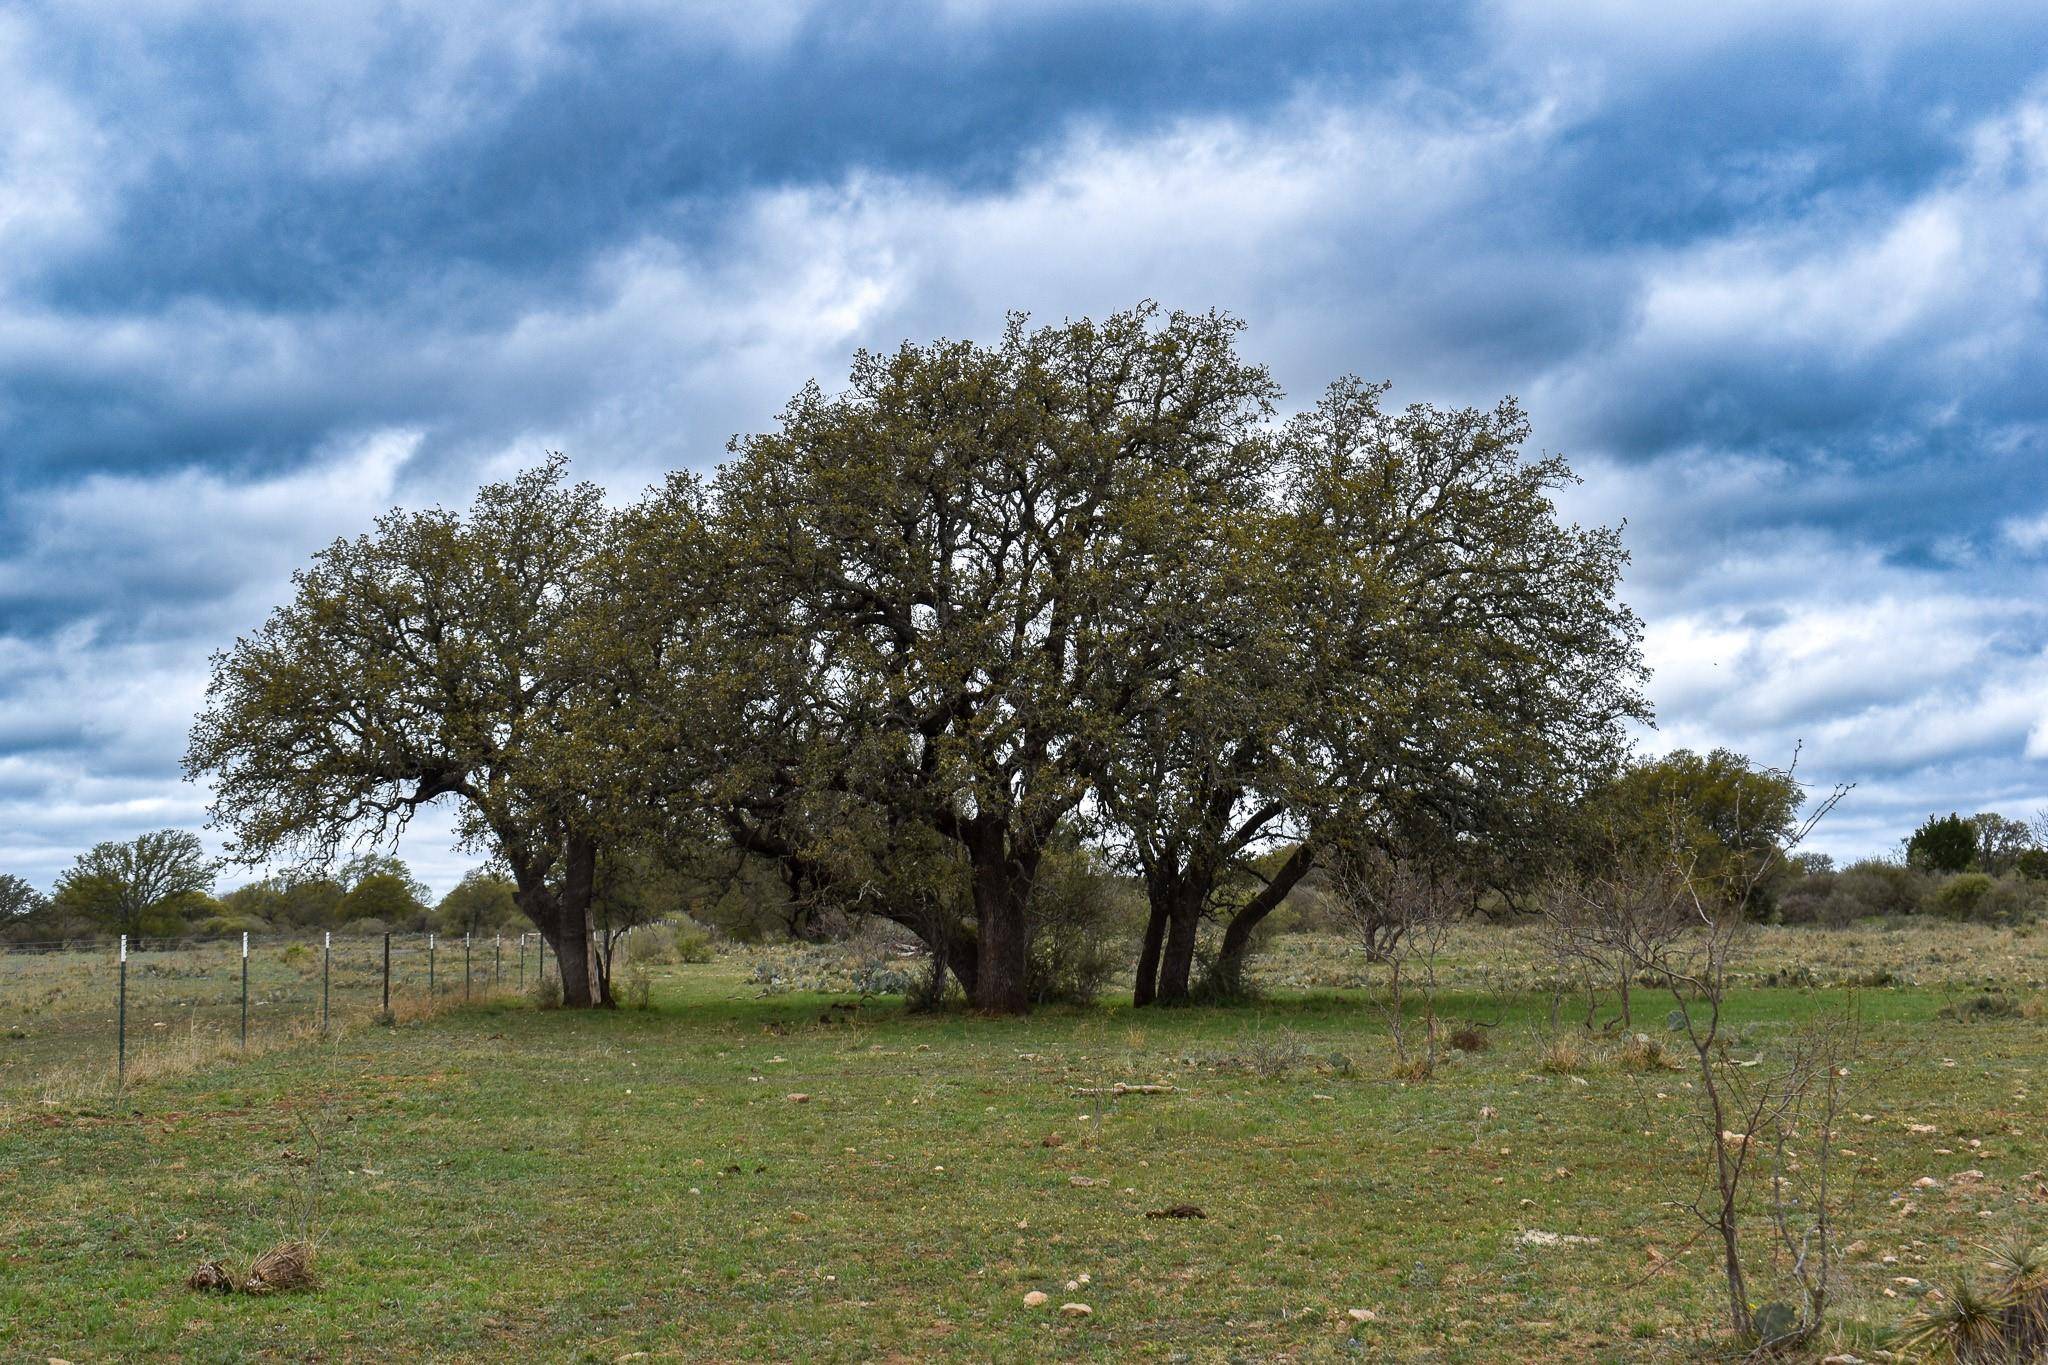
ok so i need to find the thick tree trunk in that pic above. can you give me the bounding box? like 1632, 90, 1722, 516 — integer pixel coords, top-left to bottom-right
510, 834, 609, 1008
943, 932, 980, 1002
1155, 889, 1204, 1005
1214, 842, 1315, 989
1132, 900, 1169, 1007
969, 825, 1036, 1015
556, 834, 606, 1008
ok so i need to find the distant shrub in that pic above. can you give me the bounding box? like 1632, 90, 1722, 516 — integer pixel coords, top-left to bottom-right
620, 963, 654, 1010
1931, 873, 1997, 922
1984, 878, 2047, 926
1829, 860, 1929, 919
346, 917, 390, 938
1203, 1028, 1314, 1077
621, 918, 715, 966
197, 914, 270, 938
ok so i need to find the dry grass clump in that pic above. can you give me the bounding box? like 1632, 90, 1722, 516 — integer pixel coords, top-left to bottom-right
1537, 1034, 1588, 1076
1616, 1032, 1682, 1071
1389, 1053, 1434, 1082
183, 1240, 317, 1297
20, 1015, 349, 1115
185, 1259, 234, 1293
242, 1240, 317, 1295
1447, 1025, 1489, 1053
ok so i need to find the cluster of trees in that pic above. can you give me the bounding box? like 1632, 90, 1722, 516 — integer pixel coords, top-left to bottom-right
182, 305, 1650, 1011
1764, 809, 2048, 928
1903, 810, 2048, 878
0, 837, 526, 944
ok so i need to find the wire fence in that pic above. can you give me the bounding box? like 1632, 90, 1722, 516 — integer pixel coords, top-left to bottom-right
0, 930, 555, 1097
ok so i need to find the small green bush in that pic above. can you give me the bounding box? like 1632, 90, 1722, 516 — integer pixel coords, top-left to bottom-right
1931, 873, 1996, 922
621, 918, 716, 966
1830, 859, 1928, 918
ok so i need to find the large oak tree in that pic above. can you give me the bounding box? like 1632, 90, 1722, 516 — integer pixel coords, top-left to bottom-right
186, 458, 642, 1006
1102, 378, 1648, 1003
713, 305, 1279, 1012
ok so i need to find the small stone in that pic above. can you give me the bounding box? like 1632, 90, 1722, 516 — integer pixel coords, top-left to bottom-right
1914, 1176, 1940, 1189
1065, 1279, 1080, 1291
1060, 1302, 1092, 1318
1478, 1105, 1498, 1119
787, 1093, 810, 1104
1347, 1308, 1378, 1323
1068, 1175, 1098, 1187
1022, 1290, 1049, 1307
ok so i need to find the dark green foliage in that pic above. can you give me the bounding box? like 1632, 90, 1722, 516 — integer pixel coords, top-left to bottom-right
1910, 813, 1980, 873
435, 871, 521, 936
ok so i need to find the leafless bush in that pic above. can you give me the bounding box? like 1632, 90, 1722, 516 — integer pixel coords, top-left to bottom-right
1538, 843, 1693, 1030
1602, 753, 1855, 1348
1326, 844, 1463, 1076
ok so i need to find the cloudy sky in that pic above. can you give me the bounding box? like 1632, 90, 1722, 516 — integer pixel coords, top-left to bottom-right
3, 1, 2047, 894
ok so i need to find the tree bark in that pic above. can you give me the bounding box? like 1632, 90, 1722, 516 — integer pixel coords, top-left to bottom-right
511, 833, 609, 1008
943, 932, 980, 1002
1132, 900, 1168, 1007
969, 824, 1036, 1015
1213, 842, 1315, 988
1155, 886, 1205, 1004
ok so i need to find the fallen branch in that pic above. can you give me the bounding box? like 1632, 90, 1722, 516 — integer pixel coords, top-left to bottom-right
1069, 1083, 1176, 1097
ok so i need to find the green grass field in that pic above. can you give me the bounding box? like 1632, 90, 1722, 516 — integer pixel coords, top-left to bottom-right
3, 925, 2045, 1362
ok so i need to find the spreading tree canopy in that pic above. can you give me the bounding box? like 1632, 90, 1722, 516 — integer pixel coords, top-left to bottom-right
186, 458, 656, 1005
711, 305, 1282, 1012
186, 303, 1651, 1015
51, 830, 216, 937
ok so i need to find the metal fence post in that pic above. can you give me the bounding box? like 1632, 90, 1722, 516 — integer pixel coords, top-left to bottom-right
322, 930, 331, 1032
382, 932, 391, 1017
518, 932, 526, 990
428, 932, 436, 997
240, 931, 249, 1050
117, 934, 128, 1091
494, 932, 502, 988
464, 932, 472, 1000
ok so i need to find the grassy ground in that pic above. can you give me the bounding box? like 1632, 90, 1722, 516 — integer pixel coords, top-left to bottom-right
3, 925, 2045, 1362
